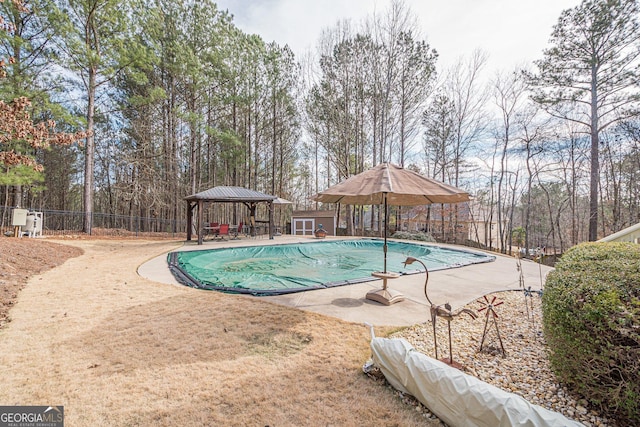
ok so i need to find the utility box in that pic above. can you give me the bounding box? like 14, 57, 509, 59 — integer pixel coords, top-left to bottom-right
23, 212, 43, 237
12, 208, 28, 226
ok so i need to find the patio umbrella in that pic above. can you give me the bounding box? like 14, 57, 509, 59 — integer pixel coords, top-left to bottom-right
313, 163, 470, 273
273, 197, 292, 205
272, 197, 292, 235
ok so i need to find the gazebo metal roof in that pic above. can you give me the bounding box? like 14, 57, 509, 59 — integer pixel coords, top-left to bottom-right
185, 186, 277, 203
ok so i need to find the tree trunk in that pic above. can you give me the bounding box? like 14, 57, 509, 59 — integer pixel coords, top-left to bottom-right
83, 65, 96, 234
588, 66, 599, 241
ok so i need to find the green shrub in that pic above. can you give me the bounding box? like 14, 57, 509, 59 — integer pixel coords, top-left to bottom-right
543, 242, 640, 425
391, 231, 436, 242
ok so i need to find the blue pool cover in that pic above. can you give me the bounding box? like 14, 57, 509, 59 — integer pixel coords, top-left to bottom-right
167, 239, 495, 296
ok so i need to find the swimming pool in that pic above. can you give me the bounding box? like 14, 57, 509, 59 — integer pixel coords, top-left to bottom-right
167, 239, 495, 296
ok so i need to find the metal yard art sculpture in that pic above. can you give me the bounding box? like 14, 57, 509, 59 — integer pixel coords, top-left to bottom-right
516, 252, 544, 327
403, 256, 477, 369
477, 295, 506, 357
516, 254, 535, 322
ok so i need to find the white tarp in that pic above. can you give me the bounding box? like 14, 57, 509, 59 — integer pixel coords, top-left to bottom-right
368, 329, 584, 427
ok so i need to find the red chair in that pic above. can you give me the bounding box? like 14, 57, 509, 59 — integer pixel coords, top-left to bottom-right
235, 222, 243, 239
207, 222, 220, 239
218, 224, 230, 240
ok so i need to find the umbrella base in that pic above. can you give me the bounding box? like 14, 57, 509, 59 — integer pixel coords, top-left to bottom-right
366, 288, 405, 305
367, 272, 404, 305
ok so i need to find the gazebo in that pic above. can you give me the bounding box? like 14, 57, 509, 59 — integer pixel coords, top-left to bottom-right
185, 186, 277, 245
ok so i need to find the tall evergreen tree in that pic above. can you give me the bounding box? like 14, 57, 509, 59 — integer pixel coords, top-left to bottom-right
394, 31, 437, 167
0, 0, 86, 208
528, 0, 640, 241
54, 0, 153, 233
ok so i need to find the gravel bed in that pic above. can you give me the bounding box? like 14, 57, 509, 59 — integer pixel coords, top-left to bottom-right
386, 290, 612, 427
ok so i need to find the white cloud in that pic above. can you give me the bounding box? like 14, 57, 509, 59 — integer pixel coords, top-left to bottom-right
216, 0, 579, 72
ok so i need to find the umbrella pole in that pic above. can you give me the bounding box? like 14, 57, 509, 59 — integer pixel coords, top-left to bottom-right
383, 193, 388, 273
365, 191, 404, 305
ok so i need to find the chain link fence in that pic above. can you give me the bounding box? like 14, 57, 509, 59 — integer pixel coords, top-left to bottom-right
0, 205, 187, 239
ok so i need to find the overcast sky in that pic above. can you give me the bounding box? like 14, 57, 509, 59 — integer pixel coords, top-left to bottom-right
215, 0, 580, 73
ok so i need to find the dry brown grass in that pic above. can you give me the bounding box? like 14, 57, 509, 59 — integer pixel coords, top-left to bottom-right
0, 238, 437, 426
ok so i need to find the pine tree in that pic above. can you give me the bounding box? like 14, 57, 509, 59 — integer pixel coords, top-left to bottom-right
528, 0, 640, 241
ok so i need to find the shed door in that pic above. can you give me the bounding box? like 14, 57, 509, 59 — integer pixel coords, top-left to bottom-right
293, 218, 314, 236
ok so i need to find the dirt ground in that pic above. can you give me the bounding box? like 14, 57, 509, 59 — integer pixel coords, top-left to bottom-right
0, 236, 436, 426
0, 237, 83, 328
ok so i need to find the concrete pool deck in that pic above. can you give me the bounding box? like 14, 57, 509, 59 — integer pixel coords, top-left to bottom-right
138, 235, 552, 327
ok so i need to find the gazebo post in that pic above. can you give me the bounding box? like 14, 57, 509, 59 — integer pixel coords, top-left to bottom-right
248, 202, 257, 237
186, 202, 193, 241
268, 201, 274, 240
197, 199, 204, 245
